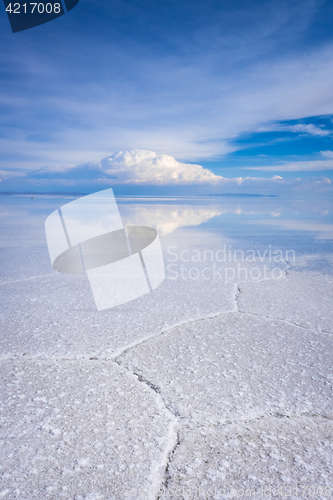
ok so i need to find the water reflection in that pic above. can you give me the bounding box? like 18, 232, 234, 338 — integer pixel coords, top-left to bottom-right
0, 194, 332, 241
0, 194, 332, 283
118, 205, 223, 235
116, 197, 333, 237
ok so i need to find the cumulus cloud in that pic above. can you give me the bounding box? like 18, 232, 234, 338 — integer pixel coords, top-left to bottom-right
97, 149, 300, 185
99, 149, 221, 185
15, 149, 331, 198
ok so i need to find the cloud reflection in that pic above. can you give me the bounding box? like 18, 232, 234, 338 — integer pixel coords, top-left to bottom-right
118, 205, 223, 235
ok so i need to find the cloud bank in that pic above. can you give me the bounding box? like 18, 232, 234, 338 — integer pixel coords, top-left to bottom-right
1, 149, 331, 197
95, 150, 331, 190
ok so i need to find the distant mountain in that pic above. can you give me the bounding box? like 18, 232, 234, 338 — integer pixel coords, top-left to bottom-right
208, 193, 278, 197
0, 191, 87, 196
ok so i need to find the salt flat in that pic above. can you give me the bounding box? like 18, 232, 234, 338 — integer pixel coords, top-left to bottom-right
0, 195, 332, 500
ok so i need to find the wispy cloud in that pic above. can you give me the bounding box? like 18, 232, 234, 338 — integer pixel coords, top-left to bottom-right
286, 124, 332, 136
321, 150, 333, 158
260, 122, 333, 136
245, 159, 333, 172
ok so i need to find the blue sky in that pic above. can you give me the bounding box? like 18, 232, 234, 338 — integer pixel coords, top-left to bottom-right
1, 0, 333, 195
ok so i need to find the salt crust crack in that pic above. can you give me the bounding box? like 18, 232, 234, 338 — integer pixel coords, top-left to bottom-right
1, 261, 332, 500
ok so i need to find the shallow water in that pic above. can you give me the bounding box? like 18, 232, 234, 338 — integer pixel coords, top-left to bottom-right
1, 194, 332, 273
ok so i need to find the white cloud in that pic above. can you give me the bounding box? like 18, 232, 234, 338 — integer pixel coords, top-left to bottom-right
99, 149, 221, 185
0, 169, 27, 178
262, 123, 332, 136
244, 160, 333, 172
93, 150, 332, 196
97, 149, 304, 185
288, 124, 332, 136
2, 148, 331, 197
314, 177, 331, 184
290, 123, 332, 137
321, 150, 333, 158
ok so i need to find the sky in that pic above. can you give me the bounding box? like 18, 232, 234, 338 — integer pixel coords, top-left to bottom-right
1, 0, 333, 196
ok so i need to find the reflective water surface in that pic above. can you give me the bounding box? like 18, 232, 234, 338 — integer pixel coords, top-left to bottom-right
1, 194, 332, 284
